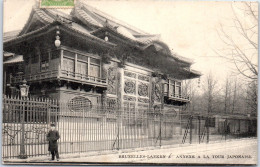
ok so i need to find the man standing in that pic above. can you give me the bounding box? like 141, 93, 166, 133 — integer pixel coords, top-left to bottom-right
47, 123, 60, 161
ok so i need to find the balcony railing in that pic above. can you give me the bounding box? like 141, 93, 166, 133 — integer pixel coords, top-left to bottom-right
164, 92, 190, 103
10, 70, 107, 87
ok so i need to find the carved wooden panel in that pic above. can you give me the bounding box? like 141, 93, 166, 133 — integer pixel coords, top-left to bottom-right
107, 98, 117, 113
124, 71, 136, 78
68, 96, 92, 112
138, 82, 148, 97
138, 75, 149, 82
154, 83, 161, 102
138, 97, 149, 103
107, 67, 117, 95
123, 95, 136, 101
124, 79, 136, 95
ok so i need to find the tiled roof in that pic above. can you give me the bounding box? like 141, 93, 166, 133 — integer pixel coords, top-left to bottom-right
3, 30, 20, 42
137, 35, 161, 45
76, 1, 149, 35
3, 51, 15, 57
34, 8, 54, 23
74, 7, 103, 27
4, 55, 23, 64
4, 2, 197, 67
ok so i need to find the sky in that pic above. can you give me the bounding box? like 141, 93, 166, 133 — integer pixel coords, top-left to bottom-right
3, 0, 258, 85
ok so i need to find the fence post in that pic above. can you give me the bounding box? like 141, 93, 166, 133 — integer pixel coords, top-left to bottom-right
198, 116, 201, 144
159, 113, 162, 147
47, 99, 51, 124
19, 97, 27, 159
207, 117, 209, 143
189, 116, 192, 144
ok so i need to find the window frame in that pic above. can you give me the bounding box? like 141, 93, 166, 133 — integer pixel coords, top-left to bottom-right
166, 79, 182, 98
61, 49, 102, 78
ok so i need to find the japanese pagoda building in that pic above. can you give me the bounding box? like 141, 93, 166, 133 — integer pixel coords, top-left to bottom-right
3, 1, 201, 114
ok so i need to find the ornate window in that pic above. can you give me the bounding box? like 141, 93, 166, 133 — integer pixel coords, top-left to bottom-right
68, 96, 92, 112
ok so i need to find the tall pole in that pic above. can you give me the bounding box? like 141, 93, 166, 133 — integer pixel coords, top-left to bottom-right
19, 79, 29, 159
19, 97, 27, 159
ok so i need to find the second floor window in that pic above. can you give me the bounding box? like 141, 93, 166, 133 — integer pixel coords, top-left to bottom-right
166, 80, 182, 98
63, 58, 75, 72
61, 50, 101, 78
41, 52, 49, 72
89, 58, 100, 78
41, 61, 49, 72
77, 61, 88, 75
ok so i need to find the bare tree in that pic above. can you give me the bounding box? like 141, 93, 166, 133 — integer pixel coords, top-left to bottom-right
245, 80, 258, 116
202, 72, 220, 114
182, 79, 200, 112
224, 76, 231, 113
216, 2, 258, 80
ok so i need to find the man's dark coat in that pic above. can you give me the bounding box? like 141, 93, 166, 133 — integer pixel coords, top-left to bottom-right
47, 130, 60, 152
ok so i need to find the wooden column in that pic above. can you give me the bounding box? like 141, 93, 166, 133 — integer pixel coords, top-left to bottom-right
101, 62, 109, 107
59, 49, 63, 76
117, 67, 124, 111
75, 53, 78, 77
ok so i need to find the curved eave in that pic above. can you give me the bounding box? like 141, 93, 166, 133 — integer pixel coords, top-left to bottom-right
19, 8, 54, 36
4, 21, 116, 49
61, 23, 116, 48
173, 55, 194, 65
91, 26, 146, 47
4, 24, 55, 48
184, 69, 202, 79
78, 2, 149, 35
73, 7, 103, 28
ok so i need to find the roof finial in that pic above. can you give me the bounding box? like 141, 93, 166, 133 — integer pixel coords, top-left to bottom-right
105, 19, 109, 26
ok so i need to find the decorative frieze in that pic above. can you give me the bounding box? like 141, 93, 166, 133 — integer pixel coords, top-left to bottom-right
124, 80, 136, 94
124, 71, 136, 78
138, 75, 149, 82
138, 103, 149, 113
138, 82, 148, 97
123, 95, 136, 101
138, 103, 149, 108
106, 98, 117, 112
138, 97, 149, 103
68, 96, 92, 112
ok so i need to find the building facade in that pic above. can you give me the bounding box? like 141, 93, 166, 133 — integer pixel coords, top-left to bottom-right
3, 2, 201, 116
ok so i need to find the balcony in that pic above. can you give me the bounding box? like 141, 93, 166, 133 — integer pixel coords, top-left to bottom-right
164, 92, 190, 105
10, 70, 107, 87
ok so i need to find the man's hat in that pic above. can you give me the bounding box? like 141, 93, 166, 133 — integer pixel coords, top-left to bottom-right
50, 123, 56, 127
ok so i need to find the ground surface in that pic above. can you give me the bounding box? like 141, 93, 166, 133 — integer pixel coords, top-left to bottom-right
3, 137, 257, 165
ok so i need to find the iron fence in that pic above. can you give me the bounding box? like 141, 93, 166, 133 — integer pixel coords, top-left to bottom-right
2, 96, 256, 159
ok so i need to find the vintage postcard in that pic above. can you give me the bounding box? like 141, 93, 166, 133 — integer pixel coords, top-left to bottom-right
2, 0, 258, 165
